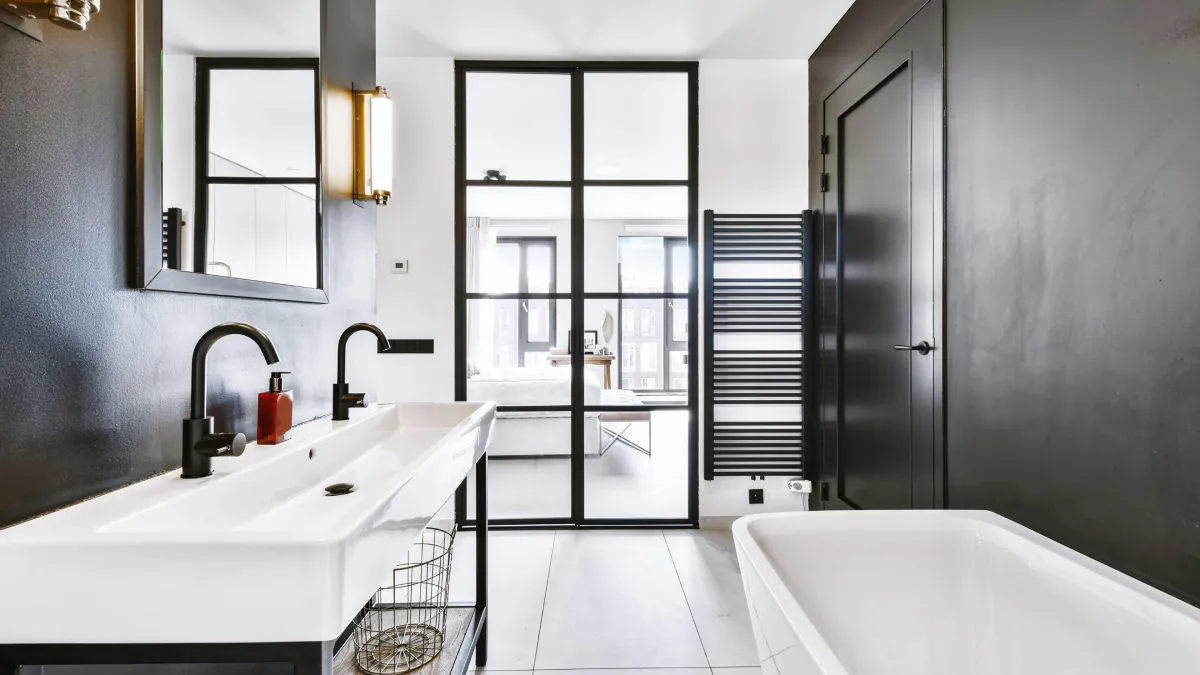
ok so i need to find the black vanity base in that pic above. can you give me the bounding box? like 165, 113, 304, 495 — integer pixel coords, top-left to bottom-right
0, 609, 487, 675
0, 641, 335, 674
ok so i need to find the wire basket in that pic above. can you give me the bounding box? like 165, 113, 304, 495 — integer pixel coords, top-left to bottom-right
354, 527, 457, 674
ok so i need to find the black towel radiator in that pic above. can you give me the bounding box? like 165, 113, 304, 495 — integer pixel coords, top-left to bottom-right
703, 210, 816, 479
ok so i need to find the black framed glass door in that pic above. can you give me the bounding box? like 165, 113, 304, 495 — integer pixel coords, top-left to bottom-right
455, 62, 698, 528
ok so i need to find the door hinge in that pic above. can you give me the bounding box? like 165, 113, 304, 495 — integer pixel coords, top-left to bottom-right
820, 481, 830, 501
820, 134, 830, 155
820, 173, 829, 193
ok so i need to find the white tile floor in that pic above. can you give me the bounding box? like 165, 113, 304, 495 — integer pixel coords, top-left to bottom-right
448, 528, 761, 675
468, 411, 692, 521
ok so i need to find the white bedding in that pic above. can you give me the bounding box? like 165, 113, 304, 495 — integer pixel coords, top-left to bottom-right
468, 367, 602, 407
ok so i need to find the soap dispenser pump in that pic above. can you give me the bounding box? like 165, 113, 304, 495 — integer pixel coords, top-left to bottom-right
257, 371, 293, 445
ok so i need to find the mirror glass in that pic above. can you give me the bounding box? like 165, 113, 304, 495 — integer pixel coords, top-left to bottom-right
160, 0, 321, 288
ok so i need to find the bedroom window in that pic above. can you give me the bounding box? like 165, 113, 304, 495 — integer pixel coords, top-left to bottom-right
496, 237, 557, 367
616, 236, 690, 394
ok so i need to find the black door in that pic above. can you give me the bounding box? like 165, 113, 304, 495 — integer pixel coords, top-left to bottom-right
822, 0, 943, 510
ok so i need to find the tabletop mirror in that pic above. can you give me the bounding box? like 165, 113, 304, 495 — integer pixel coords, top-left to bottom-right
137, 0, 327, 302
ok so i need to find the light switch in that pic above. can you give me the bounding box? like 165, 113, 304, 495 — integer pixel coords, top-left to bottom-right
391, 259, 409, 274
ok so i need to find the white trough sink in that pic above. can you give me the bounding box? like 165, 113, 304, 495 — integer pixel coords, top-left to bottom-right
0, 402, 495, 644
734, 510, 1200, 675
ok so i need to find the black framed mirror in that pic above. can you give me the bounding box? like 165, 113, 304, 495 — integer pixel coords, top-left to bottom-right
135, 0, 329, 303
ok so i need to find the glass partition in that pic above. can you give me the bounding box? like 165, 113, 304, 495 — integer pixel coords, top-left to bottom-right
458, 64, 695, 527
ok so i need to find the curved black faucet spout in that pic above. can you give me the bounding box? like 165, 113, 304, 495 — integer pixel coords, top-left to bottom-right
191, 323, 281, 419
333, 323, 390, 421
337, 323, 390, 384
182, 323, 280, 479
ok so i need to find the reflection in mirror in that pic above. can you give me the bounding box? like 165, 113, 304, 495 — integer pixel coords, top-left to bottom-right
160, 0, 321, 288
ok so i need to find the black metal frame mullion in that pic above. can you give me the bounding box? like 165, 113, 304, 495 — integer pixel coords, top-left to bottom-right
686, 62, 700, 524
570, 66, 586, 524
453, 59, 469, 530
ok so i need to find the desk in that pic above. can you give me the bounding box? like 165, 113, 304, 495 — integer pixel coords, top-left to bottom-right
547, 353, 616, 389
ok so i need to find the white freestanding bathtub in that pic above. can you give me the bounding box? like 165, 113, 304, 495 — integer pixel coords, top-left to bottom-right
733, 511, 1200, 675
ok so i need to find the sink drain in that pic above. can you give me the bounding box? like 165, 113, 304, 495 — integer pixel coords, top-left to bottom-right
324, 482, 356, 496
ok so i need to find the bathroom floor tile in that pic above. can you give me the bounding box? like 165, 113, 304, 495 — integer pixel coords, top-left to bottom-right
534, 531, 709, 670
535, 670, 712, 675
664, 530, 761, 667
711, 668, 765, 675
530, 662, 705, 667
451, 531, 556, 670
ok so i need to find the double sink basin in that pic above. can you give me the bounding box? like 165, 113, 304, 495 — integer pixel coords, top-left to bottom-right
0, 402, 495, 644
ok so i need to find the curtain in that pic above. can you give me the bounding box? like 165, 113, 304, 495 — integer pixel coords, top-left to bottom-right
465, 217, 488, 371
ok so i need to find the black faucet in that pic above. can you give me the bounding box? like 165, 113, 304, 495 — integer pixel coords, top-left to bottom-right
182, 323, 281, 479
333, 323, 389, 421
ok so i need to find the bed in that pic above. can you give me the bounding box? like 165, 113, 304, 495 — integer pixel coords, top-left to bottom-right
467, 367, 646, 458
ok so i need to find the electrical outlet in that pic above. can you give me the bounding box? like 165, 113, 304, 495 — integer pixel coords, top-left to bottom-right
748, 488, 764, 505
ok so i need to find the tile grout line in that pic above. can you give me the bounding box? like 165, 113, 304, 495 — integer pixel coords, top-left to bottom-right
530, 530, 558, 672
661, 530, 713, 672
535, 662, 720, 667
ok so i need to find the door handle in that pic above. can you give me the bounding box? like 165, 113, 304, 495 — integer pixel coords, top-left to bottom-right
893, 341, 934, 356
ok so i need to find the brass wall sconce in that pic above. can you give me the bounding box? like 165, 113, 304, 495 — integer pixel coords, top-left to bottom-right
353, 86, 394, 206
1, 0, 100, 31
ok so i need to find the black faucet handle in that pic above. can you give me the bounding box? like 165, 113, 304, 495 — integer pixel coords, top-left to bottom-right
340, 392, 369, 409
194, 432, 247, 458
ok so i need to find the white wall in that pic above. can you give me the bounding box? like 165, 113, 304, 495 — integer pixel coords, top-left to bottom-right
375, 57, 811, 516
376, 58, 457, 403
162, 55, 196, 219
698, 59, 809, 517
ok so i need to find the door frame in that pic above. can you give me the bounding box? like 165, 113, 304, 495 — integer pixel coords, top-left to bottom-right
813, 0, 946, 510
454, 61, 700, 529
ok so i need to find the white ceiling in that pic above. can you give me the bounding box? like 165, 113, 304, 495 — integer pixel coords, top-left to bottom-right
162, 1, 853, 60
163, 0, 320, 56
375, 0, 855, 60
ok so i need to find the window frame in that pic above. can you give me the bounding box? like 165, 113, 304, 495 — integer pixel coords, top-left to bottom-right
192, 57, 322, 282
496, 236, 558, 366
616, 236, 689, 394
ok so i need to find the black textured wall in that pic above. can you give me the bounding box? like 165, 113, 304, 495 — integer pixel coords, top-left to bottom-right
812, 0, 1200, 605
0, 0, 378, 529
944, 0, 1200, 604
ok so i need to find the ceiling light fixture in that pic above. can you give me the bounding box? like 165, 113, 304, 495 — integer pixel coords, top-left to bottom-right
353, 86, 393, 206
1, 0, 100, 31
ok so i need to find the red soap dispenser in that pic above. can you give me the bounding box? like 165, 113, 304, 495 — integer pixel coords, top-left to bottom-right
257, 371, 293, 445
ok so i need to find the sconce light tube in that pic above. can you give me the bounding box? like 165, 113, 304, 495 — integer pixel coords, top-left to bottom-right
354, 86, 393, 205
